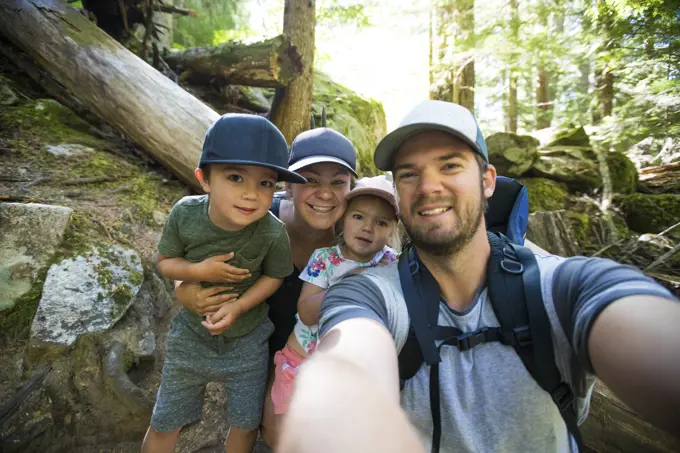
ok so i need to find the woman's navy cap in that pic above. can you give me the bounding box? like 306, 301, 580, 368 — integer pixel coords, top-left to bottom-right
199, 114, 307, 184
288, 127, 358, 177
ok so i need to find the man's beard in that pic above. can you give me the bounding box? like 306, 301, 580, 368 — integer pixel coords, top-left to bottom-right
401, 192, 485, 257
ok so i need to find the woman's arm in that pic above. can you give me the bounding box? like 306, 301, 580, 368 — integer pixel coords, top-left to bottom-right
297, 282, 327, 326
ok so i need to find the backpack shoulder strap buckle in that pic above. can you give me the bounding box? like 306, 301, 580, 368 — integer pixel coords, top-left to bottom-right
551, 382, 575, 413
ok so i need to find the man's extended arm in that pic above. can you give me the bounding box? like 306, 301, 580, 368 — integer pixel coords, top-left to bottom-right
279, 317, 422, 453
552, 256, 680, 437
588, 295, 680, 435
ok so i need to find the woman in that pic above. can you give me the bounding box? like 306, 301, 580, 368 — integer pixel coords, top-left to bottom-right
174, 126, 357, 447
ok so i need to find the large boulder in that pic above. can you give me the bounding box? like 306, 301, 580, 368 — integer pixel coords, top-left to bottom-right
615, 193, 680, 234
606, 152, 638, 194
518, 177, 569, 213
312, 72, 387, 176
531, 146, 601, 193
29, 245, 144, 359
0, 203, 72, 311
526, 210, 581, 257
486, 132, 540, 177
545, 126, 590, 147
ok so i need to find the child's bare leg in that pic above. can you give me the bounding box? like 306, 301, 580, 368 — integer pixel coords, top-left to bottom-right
224, 426, 259, 453
141, 426, 182, 453
260, 372, 279, 448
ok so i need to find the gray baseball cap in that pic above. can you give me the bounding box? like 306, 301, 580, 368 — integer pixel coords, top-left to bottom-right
374, 100, 489, 171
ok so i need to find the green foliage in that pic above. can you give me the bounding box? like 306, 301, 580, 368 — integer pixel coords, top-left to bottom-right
174, 0, 244, 48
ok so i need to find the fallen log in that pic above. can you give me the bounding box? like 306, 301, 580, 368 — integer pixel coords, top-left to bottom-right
581, 381, 680, 453
165, 35, 302, 88
0, 0, 219, 191
639, 162, 680, 194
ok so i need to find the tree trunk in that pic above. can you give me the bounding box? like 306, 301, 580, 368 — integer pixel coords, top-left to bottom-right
452, 0, 475, 112
0, 0, 219, 191
270, 0, 316, 144
536, 67, 551, 129
165, 35, 303, 88
508, 72, 518, 132
506, 0, 519, 133
428, 7, 435, 100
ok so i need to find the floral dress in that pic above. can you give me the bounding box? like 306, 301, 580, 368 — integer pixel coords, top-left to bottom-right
293, 245, 398, 354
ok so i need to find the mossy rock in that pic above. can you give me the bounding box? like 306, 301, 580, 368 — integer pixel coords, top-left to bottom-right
531, 147, 601, 193
606, 152, 638, 194
312, 71, 386, 176
518, 178, 569, 213
546, 125, 590, 147
615, 193, 680, 234
486, 132, 540, 177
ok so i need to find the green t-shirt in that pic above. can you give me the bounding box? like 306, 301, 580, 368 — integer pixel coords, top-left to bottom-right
158, 195, 293, 337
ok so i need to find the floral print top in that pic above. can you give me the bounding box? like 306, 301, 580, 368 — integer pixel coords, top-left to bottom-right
293, 245, 398, 354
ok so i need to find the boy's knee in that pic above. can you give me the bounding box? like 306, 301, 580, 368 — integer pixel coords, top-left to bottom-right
142, 426, 182, 453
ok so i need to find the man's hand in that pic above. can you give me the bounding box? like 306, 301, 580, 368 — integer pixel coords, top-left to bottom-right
202, 301, 243, 335
175, 281, 238, 317
190, 253, 251, 283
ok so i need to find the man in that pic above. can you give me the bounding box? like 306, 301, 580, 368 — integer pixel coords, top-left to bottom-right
278, 100, 680, 453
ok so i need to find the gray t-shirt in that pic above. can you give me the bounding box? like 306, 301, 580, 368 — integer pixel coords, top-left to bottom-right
319, 250, 676, 453
158, 195, 293, 337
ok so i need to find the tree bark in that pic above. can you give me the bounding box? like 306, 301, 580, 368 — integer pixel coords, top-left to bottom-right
452, 0, 475, 112
536, 67, 551, 129
165, 35, 303, 88
0, 0, 219, 191
506, 0, 519, 133
270, 0, 316, 144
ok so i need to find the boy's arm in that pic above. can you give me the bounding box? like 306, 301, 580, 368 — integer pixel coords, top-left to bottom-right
204, 275, 284, 332
157, 252, 251, 283
297, 282, 327, 326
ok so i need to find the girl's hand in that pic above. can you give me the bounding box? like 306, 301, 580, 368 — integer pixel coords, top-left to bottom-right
175, 281, 238, 316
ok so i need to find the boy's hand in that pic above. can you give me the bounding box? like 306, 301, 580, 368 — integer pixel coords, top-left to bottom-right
202, 301, 244, 335
175, 282, 238, 316
191, 253, 251, 283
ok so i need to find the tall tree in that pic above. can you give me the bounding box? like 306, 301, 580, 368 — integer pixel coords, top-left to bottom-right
429, 0, 475, 112
534, 2, 552, 129
506, 0, 519, 132
270, 0, 316, 143
592, 0, 615, 124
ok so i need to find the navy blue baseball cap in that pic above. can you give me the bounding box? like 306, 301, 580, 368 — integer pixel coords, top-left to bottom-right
374, 100, 489, 171
288, 127, 358, 177
199, 113, 307, 183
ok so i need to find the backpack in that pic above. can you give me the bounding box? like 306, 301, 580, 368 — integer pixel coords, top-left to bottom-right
397, 176, 582, 453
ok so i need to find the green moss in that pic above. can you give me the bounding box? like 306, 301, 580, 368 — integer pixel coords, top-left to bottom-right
71, 152, 134, 179
615, 193, 680, 234
547, 125, 590, 147
606, 152, 638, 194
118, 175, 186, 223
0, 267, 47, 344
0, 99, 103, 148
110, 284, 133, 319
518, 178, 569, 213
313, 72, 386, 177
129, 270, 143, 286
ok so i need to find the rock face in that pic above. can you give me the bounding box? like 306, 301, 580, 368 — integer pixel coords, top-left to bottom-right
531, 146, 602, 193
606, 152, 638, 194
30, 245, 143, 350
615, 193, 680, 234
518, 178, 569, 212
0, 203, 72, 311
526, 210, 581, 257
486, 132, 540, 177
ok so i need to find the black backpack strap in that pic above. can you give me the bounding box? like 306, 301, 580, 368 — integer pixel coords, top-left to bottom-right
397, 247, 441, 366
487, 232, 583, 449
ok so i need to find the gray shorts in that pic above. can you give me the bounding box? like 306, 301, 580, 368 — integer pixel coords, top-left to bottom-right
151, 312, 274, 432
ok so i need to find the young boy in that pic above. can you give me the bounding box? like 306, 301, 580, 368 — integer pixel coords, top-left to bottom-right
142, 114, 306, 453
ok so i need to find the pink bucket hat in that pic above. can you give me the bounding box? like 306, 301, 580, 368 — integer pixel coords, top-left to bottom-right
346, 175, 398, 217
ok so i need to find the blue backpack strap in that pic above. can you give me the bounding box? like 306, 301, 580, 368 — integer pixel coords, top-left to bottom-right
486, 231, 583, 449
485, 176, 528, 245
269, 192, 286, 218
